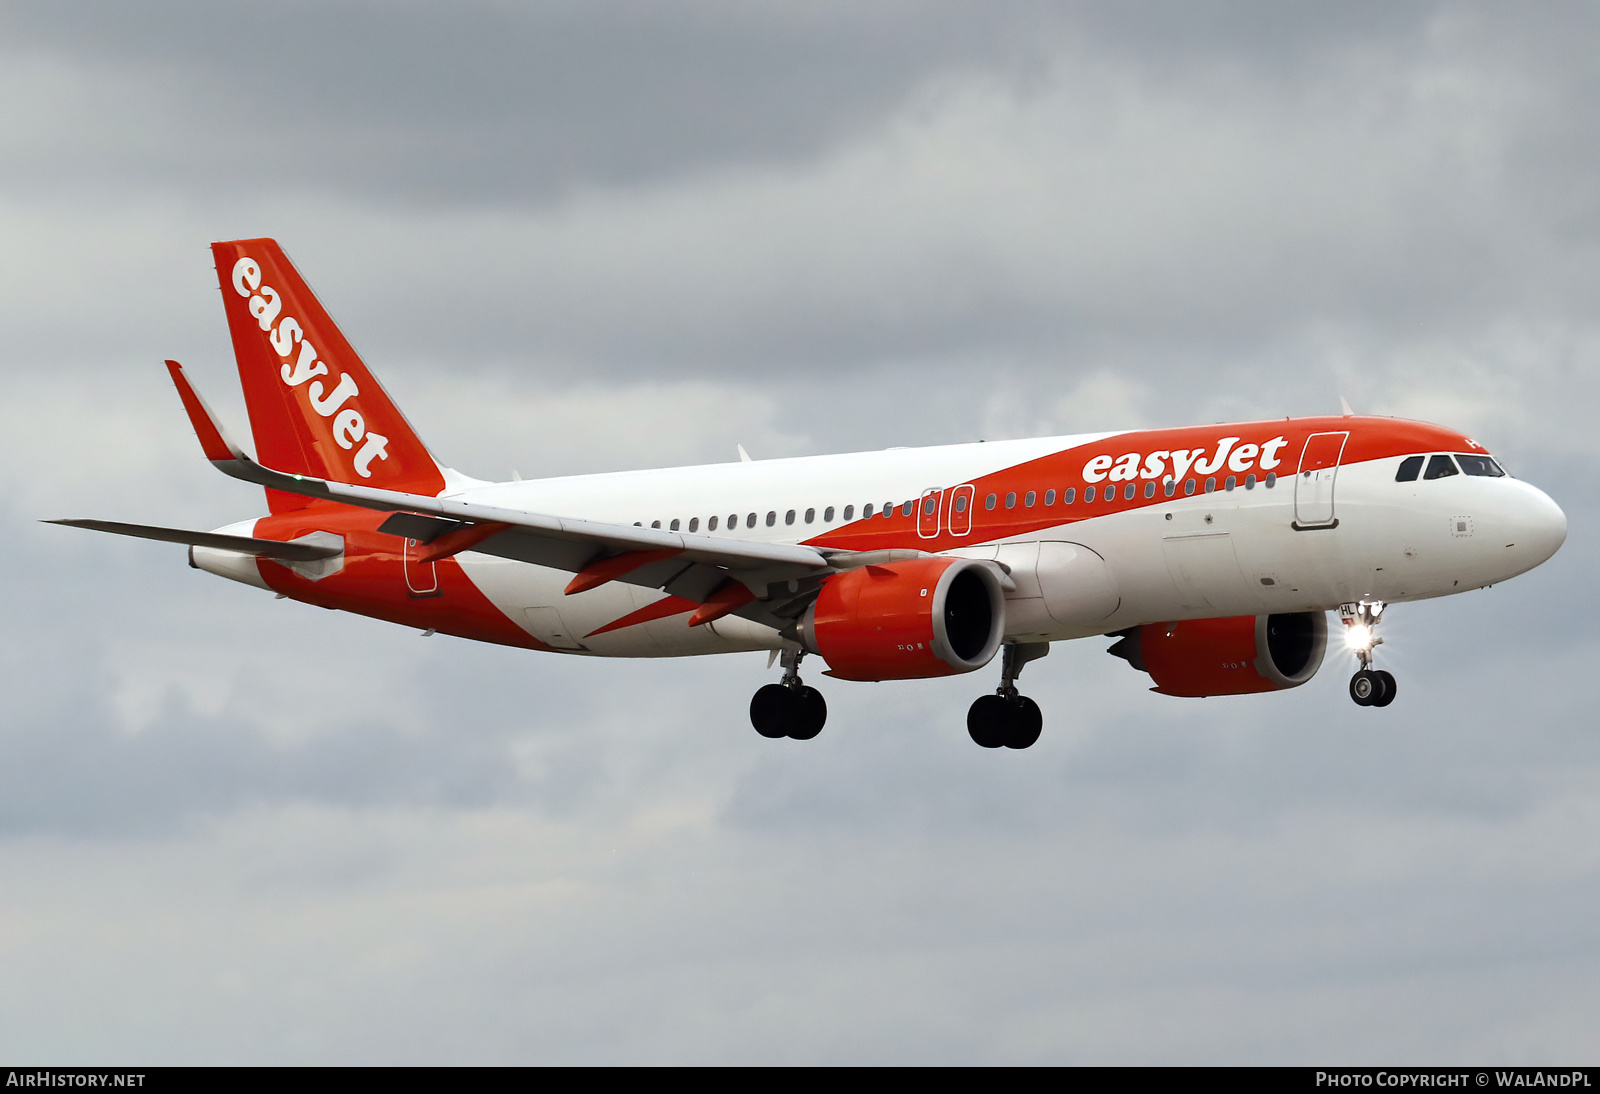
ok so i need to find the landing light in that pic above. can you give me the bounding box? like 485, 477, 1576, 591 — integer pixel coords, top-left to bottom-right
1343, 624, 1373, 652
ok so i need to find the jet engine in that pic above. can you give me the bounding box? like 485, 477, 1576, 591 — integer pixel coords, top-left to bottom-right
1107, 612, 1327, 696
796, 557, 1005, 681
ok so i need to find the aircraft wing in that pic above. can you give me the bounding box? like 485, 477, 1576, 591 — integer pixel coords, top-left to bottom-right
162, 361, 903, 620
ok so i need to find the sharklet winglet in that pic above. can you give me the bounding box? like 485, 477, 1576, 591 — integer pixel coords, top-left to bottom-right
166, 360, 245, 463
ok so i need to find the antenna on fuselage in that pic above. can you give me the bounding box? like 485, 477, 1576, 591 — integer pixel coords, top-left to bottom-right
737, 444, 753, 463
1339, 396, 1355, 417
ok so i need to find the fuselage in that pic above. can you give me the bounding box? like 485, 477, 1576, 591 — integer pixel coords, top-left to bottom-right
195, 414, 1567, 658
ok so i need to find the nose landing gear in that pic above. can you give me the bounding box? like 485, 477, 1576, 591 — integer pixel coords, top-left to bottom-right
1341, 601, 1396, 707
750, 646, 827, 740
967, 642, 1049, 749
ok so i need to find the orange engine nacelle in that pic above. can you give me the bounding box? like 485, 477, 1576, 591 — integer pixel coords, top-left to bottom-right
1107, 612, 1328, 696
797, 557, 1005, 682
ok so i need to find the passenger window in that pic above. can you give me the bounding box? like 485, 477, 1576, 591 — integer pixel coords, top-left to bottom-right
1184, 479, 1196, 495
1204, 477, 1216, 493
805, 508, 815, 523
824, 506, 834, 521
1005, 492, 1017, 509
1064, 488, 1075, 504
729, 514, 738, 530
1225, 476, 1236, 491
1457, 454, 1505, 477
746, 513, 757, 528
1265, 473, 1276, 488
1424, 454, 1459, 480
1245, 474, 1255, 490
923, 496, 937, 515
1022, 490, 1033, 507
708, 515, 718, 531
1124, 483, 1135, 500
901, 500, 913, 516
651, 520, 661, 529
984, 495, 996, 510
1164, 480, 1175, 497
670, 518, 680, 531
1396, 455, 1423, 482
766, 511, 777, 526
1084, 486, 1096, 502
1044, 489, 1055, 505
843, 505, 854, 520
864, 503, 875, 517
1144, 481, 1156, 498
953, 496, 967, 513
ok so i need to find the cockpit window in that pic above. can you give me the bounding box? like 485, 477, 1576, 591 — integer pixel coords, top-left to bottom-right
1456, 454, 1505, 477
1396, 455, 1423, 482
1423, 454, 1459, 480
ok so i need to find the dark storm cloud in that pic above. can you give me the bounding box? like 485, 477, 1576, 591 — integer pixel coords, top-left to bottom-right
10, 2, 1600, 392
0, 1, 1541, 213
0, 0, 1059, 205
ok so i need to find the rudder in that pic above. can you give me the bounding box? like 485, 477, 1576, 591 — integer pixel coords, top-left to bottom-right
211, 238, 446, 511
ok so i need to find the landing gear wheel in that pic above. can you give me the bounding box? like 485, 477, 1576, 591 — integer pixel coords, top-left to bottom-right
750, 683, 795, 738
967, 694, 1011, 748
968, 693, 1043, 749
750, 683, 827, 739
1349, 670, 1378, 706
1350, 668, 1396, 707
1004, 696, 1042, 750
787, 686, 827, 740
1371, 669, 1397, 707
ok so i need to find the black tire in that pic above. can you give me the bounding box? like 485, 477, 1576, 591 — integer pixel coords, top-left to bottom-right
788, 686, 827, 740
967, 694, 1011, 748
1004, 696, 1042, 749
1371, 670, 1397, 707
750, 683, 794, 738
1349, 670, 1377, 706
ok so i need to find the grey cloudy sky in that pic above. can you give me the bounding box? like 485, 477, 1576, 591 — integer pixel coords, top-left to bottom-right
1, 1, 1596, 1063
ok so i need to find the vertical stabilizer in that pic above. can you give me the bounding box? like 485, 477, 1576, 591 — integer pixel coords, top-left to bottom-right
210, 238, 446, 512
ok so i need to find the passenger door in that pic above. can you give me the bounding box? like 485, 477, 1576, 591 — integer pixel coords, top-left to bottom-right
1293, 432, 1348, 529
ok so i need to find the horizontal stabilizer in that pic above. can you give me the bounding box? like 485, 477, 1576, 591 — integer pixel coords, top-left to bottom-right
45, 519, 341, 562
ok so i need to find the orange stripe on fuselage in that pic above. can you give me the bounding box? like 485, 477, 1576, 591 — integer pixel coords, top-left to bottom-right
804, 415, 1479, 553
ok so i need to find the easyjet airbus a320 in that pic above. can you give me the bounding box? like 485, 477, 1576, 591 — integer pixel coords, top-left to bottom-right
54, 239, 1568, 748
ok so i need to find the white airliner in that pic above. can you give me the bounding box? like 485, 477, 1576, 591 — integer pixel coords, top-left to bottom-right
53, 238, 1568, 748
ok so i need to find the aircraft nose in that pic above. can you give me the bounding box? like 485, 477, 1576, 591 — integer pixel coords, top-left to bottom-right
1514, 482, 1567, 567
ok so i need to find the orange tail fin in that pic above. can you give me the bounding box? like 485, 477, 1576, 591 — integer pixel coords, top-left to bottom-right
210, 238, 446, 512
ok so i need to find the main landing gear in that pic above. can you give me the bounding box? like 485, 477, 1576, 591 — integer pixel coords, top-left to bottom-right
750, 646, 827, 740
967, 642, 1049, 749
1342, 600, 1397, 708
